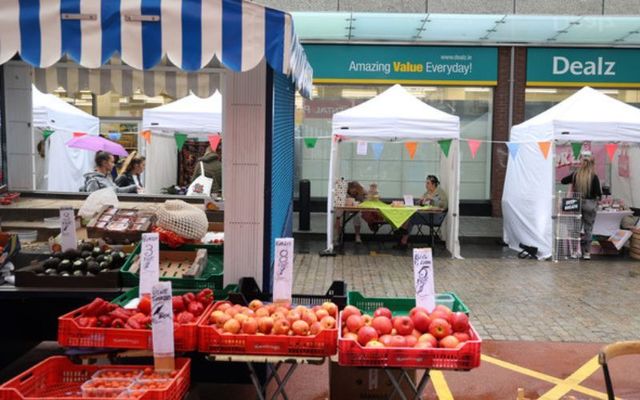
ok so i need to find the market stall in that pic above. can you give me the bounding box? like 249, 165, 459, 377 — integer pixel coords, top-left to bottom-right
503, 86, 640, 259
142, 91, 223, 194
325, 84, 462, 258
32, 85, 99, 192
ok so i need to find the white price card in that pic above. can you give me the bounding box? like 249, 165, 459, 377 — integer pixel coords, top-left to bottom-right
273, 238, 294, 303
59, 207, 77, 252
152, 281, 175, 371
413, 248, 435, 312
403, 194, 414, 206
139, 232, 160, 296
357, 141, 368, 155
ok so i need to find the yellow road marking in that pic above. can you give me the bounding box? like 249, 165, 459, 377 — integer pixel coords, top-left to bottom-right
430, 371, 454, 400
538, 356, 605, 400
481, 354, 608, 399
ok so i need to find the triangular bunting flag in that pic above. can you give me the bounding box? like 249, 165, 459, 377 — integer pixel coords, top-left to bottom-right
141, 130, 151, 144
303, 138, 318, 149
371, 143, 384, 160
438, 139, 452, 157
73, 132, 87, 138
571, 142, 582, 160
506, 142, 520, 159
42, 129, 54, 140
208, 134, 221, 151
538, 141, 551, 159
404, 142, 418, 160
175, 133, 188, 151
605, 143, 618, 161
468, 140, 481, 159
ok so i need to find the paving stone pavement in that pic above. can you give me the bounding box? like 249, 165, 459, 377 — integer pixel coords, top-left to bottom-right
292, 254, 640, 342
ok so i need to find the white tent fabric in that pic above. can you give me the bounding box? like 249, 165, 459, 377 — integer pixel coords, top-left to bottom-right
326, 84, 462, 258
32, 86, 99, 192
503, 86, 640, 259
142, 91, 223, 194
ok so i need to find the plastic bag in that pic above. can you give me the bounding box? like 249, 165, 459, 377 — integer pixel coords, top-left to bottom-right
78, 188, 119, 218
187, 162, 213, 196
618, 148, 630, 178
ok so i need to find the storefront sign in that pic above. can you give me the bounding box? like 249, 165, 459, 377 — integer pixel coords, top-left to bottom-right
305, 45, 497, 85
528, 48, 640, 86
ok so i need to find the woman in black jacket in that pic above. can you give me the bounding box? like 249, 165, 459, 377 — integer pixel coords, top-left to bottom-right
115, 155, 145, 193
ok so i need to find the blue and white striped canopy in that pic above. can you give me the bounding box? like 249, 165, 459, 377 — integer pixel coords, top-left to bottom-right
0, 0, 312, 96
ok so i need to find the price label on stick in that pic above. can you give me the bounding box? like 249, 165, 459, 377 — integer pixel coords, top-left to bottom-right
413, 248, 435, 312
152, 281, 175, 372
140, 232, 160, 297
273, 238, 294, 304
59, 207, 77, 252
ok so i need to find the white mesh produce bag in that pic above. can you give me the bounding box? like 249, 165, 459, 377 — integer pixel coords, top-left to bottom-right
155, 200, 208, 240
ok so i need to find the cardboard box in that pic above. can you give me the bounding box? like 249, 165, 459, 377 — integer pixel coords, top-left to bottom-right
329, 362, 417, 400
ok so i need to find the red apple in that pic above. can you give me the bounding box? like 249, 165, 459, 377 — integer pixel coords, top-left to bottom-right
241, 318, 258, 334
393, 316, 414, 336
216, 302, 231, 312
346, 315, 365, 332
389, 335, 407, 347
411, 311, 432, 333
209, 310, 226, 325
430, 310, 449, 321
453, 332, 470, 343
379, 334, 393, 347
320, 316, 336, 330
310, 321, 322, 335
418, 333, 438, 348
411, 329, 422, 339
357, 326, 378, 346
435, 304, 452, 315
322, 302, 338, 318
272, 319, 290, 335
341, 305, 361, 322
449, 312, 470, 333
223, 318, 241, 334
343, 332, 358, 341
371, 316, 393, 335
414, 341, 434, 349
365, 340, 385, 348
409, 306, 430, 318
404, 335, 418, 347
255, 307, 270, 318
291, 320, 310, 336
286, 311, 301, 324
362, 314, 373, 326
215, 313, 231, 328
315, 309, 330, 320
302, 311, 318, 325
439, 335, 460, 348
429, 318, 452, 340
373, 307, 392, 319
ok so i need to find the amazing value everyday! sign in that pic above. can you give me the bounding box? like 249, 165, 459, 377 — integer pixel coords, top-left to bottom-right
305, 45, 497, 85
527, 48, 640, 86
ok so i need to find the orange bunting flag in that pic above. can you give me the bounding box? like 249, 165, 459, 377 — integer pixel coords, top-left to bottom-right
404, 142, 418, 160
468, 140, 481, 159
73, 132, 87, 138
538, 141, 551, 159
141, 130, 151, 144
605, 143, 618, 161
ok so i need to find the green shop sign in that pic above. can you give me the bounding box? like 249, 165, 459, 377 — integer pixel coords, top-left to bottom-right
304, 45, 497, 85
528, 48, 640, 87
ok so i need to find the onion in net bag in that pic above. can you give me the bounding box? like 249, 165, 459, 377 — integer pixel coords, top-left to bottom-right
155, 200, 208, 240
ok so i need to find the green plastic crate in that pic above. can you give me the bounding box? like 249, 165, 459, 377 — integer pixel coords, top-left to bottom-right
120, 243, 223, 290
347, 291, 470, 316
112, 285, 239, 307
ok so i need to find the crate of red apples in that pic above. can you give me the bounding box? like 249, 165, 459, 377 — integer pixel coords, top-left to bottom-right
338, 292, 481, 370
198, 299, 340, 357
58, 288, 215, 351
0, 356, 190, 400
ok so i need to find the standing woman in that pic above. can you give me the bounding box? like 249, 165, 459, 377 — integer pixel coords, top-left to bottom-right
561, 152, 602, 260
116, 155, 145, 193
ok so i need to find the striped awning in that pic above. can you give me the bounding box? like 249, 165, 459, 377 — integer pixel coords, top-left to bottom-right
0, 0, 312, 97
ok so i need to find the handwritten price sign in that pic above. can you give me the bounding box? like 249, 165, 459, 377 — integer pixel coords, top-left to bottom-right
413, 248, 435, 312
273, 238, 294, 303
59, 207, 77, 252
152, 281, 174, 370
140, 232, 160, 296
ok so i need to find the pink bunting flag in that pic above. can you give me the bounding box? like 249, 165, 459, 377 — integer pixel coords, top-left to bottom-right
468, 140, 481, 159
208, 134, 221, 151
605, 143, 618, 161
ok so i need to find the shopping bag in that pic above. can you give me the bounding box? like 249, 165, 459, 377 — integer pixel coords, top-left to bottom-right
618, 147, 630, 178
187, 162, 213, 196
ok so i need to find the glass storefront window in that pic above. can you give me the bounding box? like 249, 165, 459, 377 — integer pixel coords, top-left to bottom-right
295, 85, 494, 200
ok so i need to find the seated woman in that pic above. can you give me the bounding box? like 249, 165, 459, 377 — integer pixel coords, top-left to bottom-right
82, 151, 138, 193
396, 175, 448, 249
115, 155, 145, 194
335, 181, 366, 243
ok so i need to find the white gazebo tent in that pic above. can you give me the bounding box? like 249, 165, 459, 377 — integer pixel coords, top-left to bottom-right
142, 91, 222, 194
325, 84, 462, 258
503, 86, 640, 259
32, 85, 99, 192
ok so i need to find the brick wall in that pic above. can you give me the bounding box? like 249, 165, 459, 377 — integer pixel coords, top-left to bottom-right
490, 47, 527, 217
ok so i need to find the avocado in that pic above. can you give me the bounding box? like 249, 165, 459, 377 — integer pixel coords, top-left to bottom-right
80, 250, 92, 259
72, 270, 84, 277
32, 265, 45, 274
62, 249, 81, 260
104, 248, 113, 255
81, 242, 94, 252
43, 257, 61, 270
58, 259, 72, 272
85, 256, 96, 263
96, 255, 106, 263
111, 252, 127, 267
99, 261, 109, 271
60, 271, 70, 277
87, 261, 101, 275
45, 268, 58, 275
92, 247, 102, 257
72, 259, 87, 271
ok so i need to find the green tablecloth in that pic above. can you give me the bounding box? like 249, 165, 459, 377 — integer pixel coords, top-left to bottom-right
357, 200, 436, 229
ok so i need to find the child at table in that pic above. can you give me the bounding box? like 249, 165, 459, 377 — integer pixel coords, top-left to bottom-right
335, 181, 366, 243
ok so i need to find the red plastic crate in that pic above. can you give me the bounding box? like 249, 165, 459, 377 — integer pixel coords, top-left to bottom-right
58, 303, 213, 352
337, 314, 482, 370
197, 301, 338, 357
0, 356, 190, 400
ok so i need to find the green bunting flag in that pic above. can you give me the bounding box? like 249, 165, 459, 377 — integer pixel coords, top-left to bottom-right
175, 132, 188, 151
303, 137, 318, 149
571, 142, 582, 160
438, 139, 452, 157
42, 129, 54, 140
